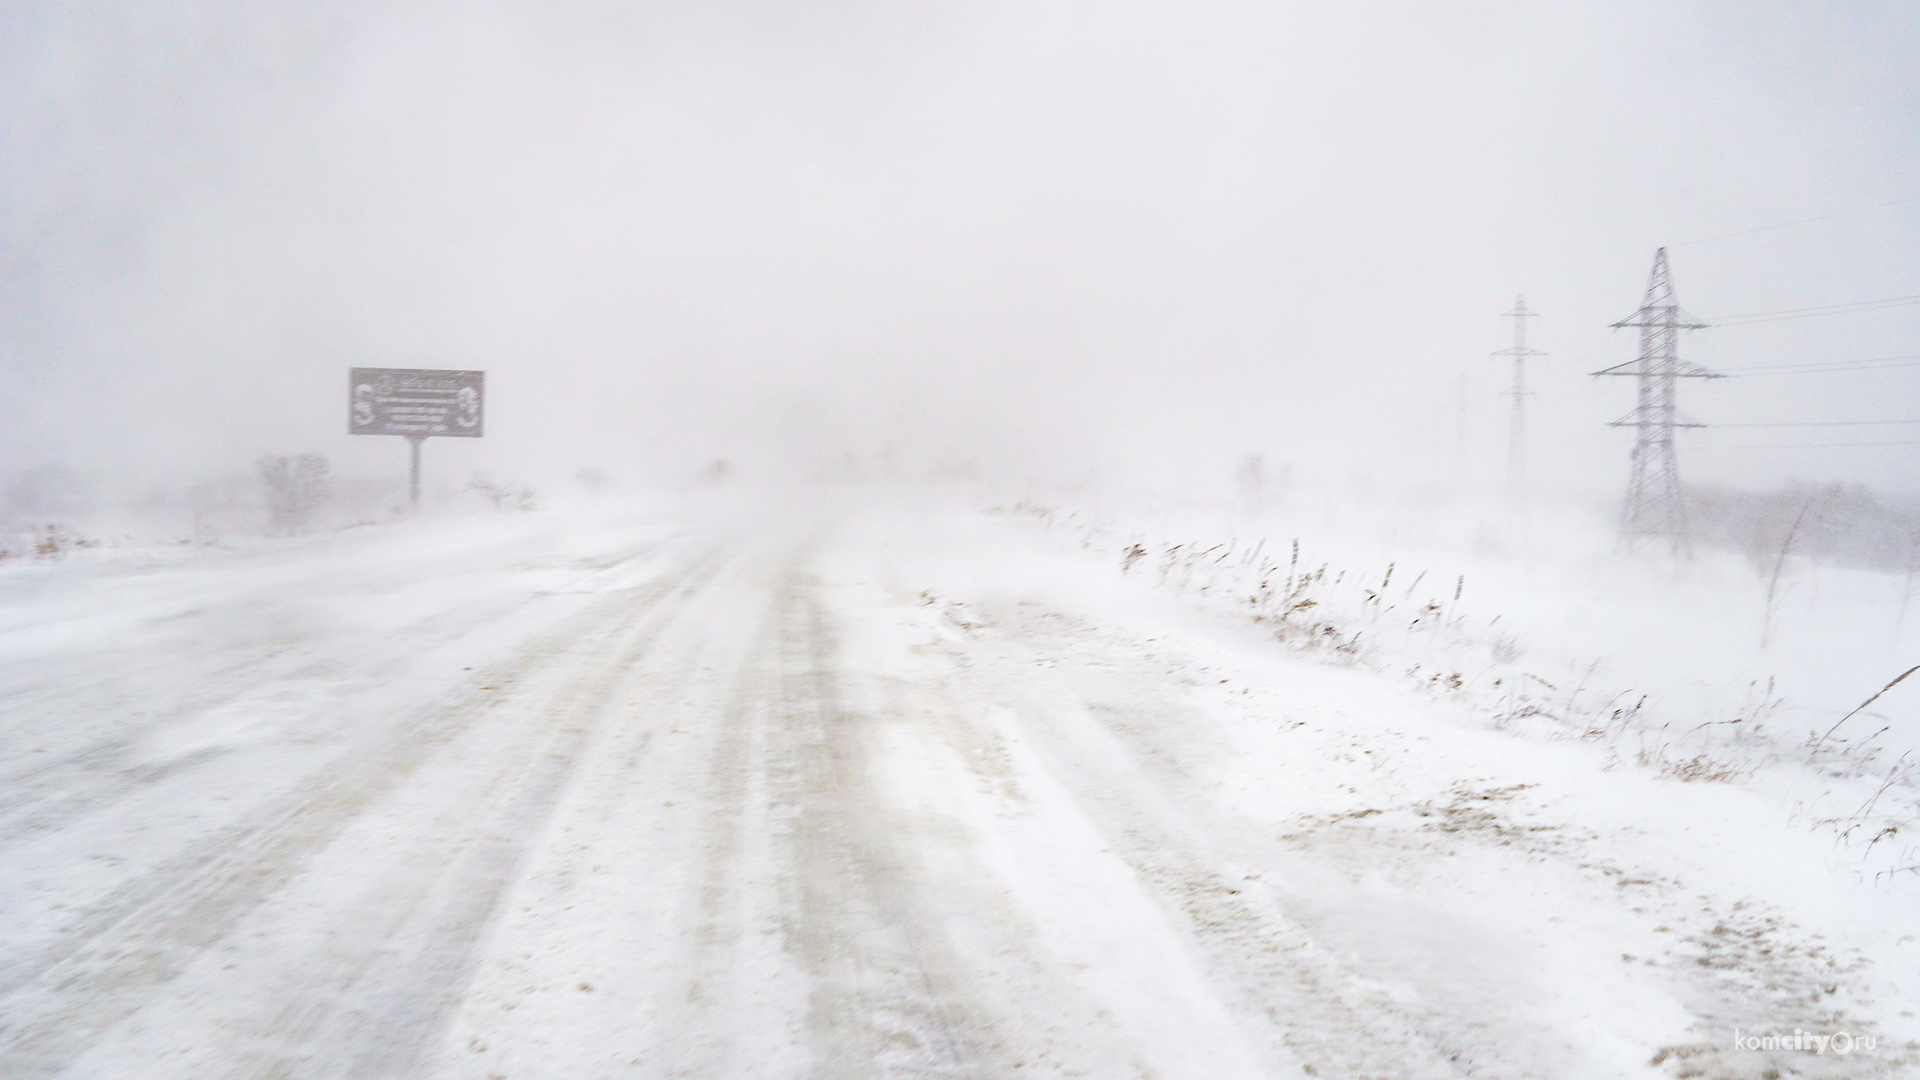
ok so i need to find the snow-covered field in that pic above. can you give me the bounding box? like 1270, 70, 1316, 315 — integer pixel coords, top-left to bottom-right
1, 490, 1915, 1078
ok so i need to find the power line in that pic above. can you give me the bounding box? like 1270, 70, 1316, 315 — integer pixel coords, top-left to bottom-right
1669, 194, 1919, 251
1693, 439, 1920, 450
1565, 327, 1622, 369
1727, 360, 1920, 375
1711, 420, 1920, 427
1673, 215, 1827, 247
1662, 194, 1919, 252
1705, 293, 1920, 326
1719, 353, 1920, 374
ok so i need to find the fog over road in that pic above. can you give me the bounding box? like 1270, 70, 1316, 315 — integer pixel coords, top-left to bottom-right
0, 500, 1907, 1078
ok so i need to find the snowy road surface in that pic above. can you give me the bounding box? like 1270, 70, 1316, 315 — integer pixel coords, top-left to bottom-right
1, 500, 1913, 1078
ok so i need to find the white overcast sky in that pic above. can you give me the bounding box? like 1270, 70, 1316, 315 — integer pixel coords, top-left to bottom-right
3, 0, 1917, 499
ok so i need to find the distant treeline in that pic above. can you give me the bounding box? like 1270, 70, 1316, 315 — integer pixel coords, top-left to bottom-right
1688, 481, 1920, 572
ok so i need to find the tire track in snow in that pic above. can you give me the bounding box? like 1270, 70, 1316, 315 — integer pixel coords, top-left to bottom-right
939, 627, 1479, 1079
429, 535, 812, 1079
771, 588, 998, 1079
194, 552, 730, 1080
431, 543, 1019, 1079
0, 548, 724, 1078
0, 544, 673, 853
614, 553, 792, 1079
648, 542, 1289, 1078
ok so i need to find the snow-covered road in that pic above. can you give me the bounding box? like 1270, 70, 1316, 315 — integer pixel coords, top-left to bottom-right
1, 500, 1912, 1078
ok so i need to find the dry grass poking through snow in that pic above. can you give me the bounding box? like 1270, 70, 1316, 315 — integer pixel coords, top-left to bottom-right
988, 500, 1920, 872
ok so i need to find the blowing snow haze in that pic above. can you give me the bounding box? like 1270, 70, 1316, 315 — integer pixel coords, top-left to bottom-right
2, 1, 1918, 499
13, 6, 1920, 1077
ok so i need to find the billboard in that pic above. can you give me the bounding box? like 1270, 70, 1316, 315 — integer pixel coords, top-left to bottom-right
349, 368, 484, 438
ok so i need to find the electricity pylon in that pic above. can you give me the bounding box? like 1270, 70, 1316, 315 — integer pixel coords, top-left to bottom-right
1592, 248, 1724, 547
1493, 295, 1545, 500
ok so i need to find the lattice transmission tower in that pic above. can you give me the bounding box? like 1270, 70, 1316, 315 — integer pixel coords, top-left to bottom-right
1592, 248, 1724, 545
1493, 295, 1545, 500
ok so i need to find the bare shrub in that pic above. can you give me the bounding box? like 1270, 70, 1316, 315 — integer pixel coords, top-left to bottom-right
1637, 747, 1753, 783
26, 524, 98, 559
468, 473, 538, 511
574, 467, 611, 496
5, 465, 91, 517
1488, 632, 1523, 665
1693, 479, 1913, 572
258, 454, 330, 531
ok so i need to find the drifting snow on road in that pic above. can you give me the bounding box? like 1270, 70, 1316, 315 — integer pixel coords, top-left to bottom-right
0, 500, 1915, 1078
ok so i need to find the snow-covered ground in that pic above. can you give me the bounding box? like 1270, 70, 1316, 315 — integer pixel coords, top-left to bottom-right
1, 491, 1915, 1078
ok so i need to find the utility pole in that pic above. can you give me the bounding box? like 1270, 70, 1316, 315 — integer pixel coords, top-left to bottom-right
1492, 296, 1545, 500
1592, 248, 1723, 548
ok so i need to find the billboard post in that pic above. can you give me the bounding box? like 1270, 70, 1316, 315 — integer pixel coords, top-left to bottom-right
349, 368, 484, 509
409, 435, 424, 506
